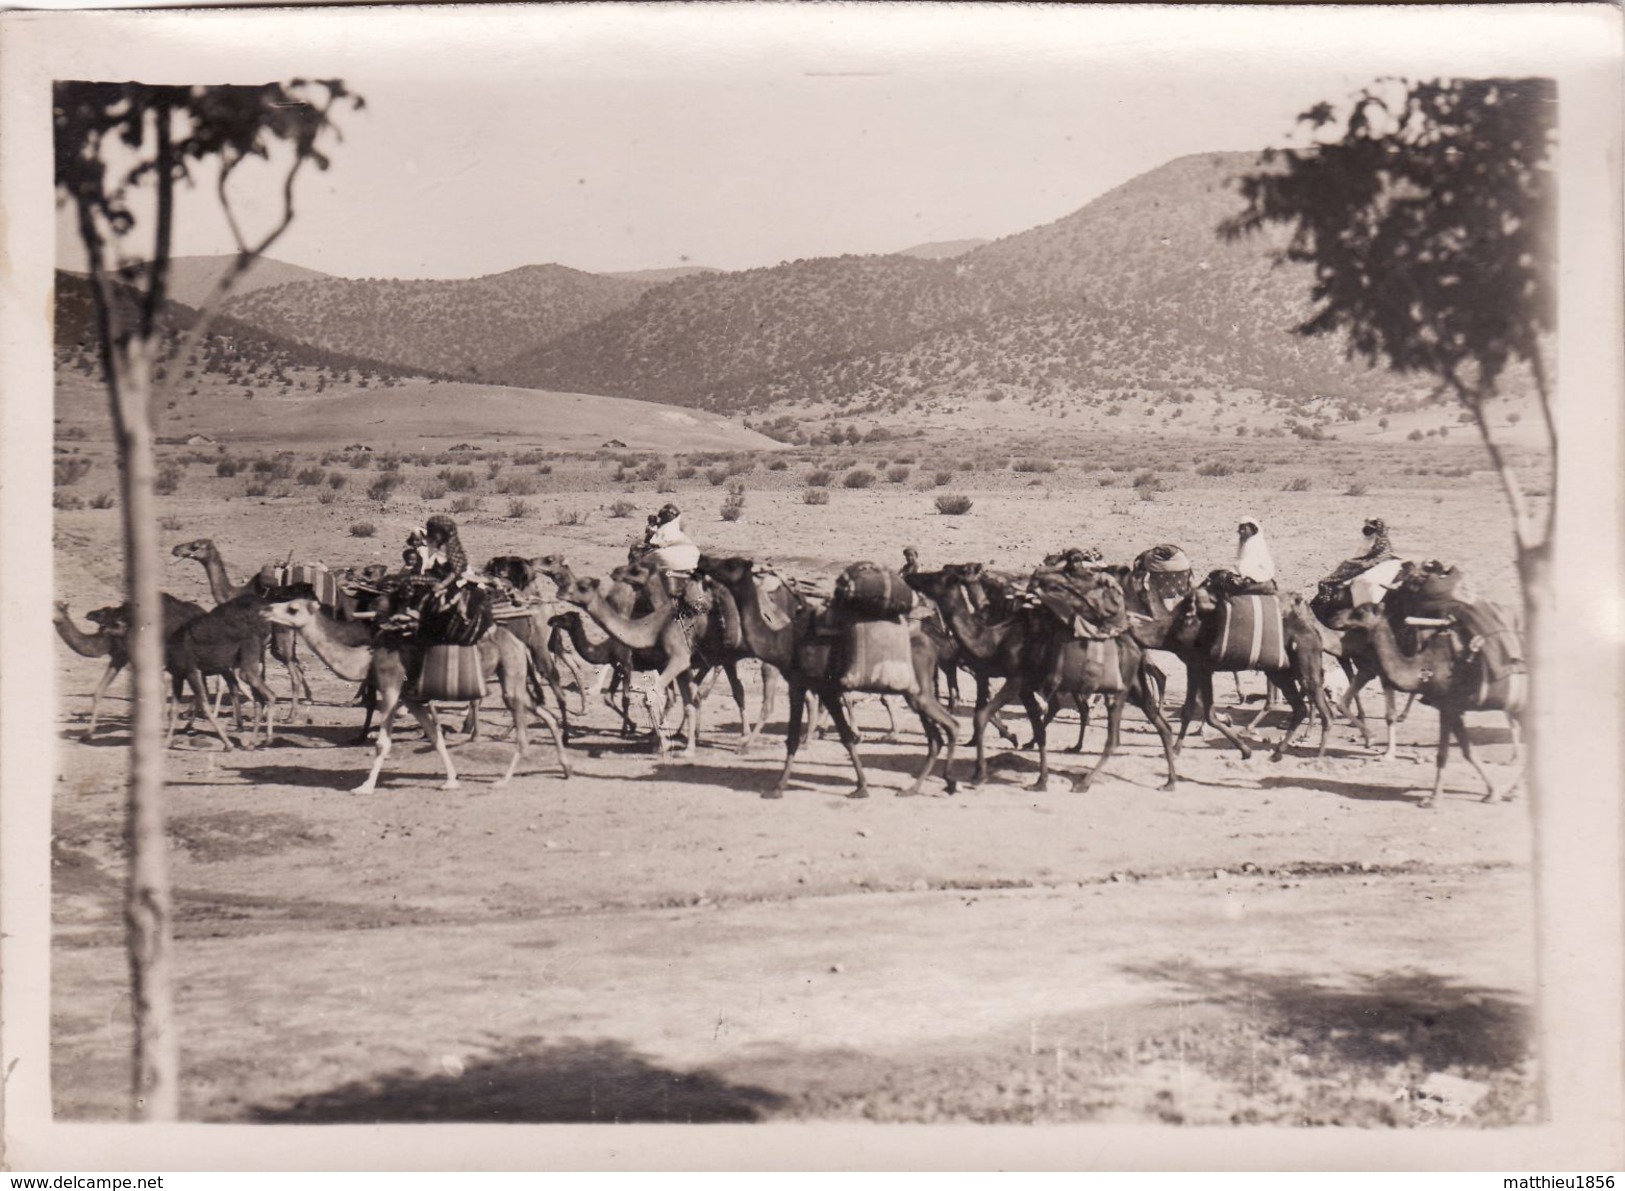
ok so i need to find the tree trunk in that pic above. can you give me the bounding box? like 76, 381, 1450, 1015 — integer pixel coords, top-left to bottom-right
1517, 538, 1553, 1122
110, 336, 179, 1122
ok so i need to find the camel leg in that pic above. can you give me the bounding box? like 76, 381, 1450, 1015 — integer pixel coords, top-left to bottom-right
1422, 711, 1457, 809
1131, 667, 1179, 791
525, 687, 571, 781
1195, 670, 1254, 760
491, 666, 533, 787
1451, 715, 1500, 804
970, 677, 1023, 786
975, 674, 1021, 748
1067, 695, 1090, 754
188, 670, 236, 751
817, 689, 870, 799
1268, 671, 1313, 762
1023, 689, 1050, 792
409, 699, 459, 791
740, 663, 777, 755
767, 679, 810, 799
899, 689, 958, 797
1077, 691, 1127, 792
1507, 712, 1522, 763
357, 691, 404, 793
84, 659, 125, 739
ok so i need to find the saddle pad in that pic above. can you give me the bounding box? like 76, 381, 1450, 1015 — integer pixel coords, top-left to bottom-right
1210, 594, 1287, 672
839, 616, 918, 694
1051, 638, 1124, 695
416, 643, 485, 702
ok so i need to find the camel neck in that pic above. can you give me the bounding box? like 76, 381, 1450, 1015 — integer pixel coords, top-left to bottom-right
292, 609, 375, 682
54, 610, 114, 658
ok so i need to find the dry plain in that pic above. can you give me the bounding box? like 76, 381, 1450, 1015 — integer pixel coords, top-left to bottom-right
48, 385, 1544, 1129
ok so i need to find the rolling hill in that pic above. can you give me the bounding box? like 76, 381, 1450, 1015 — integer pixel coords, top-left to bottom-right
488, 152, 1443, 420
218, 264, 661, 380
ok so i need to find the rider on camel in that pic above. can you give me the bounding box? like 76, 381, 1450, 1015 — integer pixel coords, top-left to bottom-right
1316, 517, 1398, 607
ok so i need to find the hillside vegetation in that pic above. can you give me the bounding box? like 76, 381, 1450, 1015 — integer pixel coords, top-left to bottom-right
492, 153, 1451, 421
220, 264, 658, 379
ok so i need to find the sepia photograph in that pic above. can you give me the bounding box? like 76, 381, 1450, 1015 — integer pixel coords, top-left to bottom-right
1, 1, 1621, 1174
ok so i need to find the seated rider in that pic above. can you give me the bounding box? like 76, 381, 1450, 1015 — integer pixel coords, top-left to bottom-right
1316, 517, 1398, 606
1204, 515, 1278, 597
641, 503, 708, 615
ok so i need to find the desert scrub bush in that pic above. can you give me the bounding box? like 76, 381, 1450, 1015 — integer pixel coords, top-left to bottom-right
1344, 482, 1370, 497
90, 492, 116, 509
347, 453, 373, 470
158, 515, 185, 531
705, 466, 729, 487
366, 475, 401, 502
53, 492, 85, 511
956, 458, 976, 471
1195, 460, 1234, 477
487, 460, 505, 480
931, 470, 952, 487
317, 489, 339, 505
1131, 469, 1162, 491
154, 465, 184, 495
1282, 476, 1312, 492
720, 488, 746, 522
556, 508, 588, 527
54, 457, 94, 486
806, 468, 833, 486
514, 450, 546, 466
250, 457, 277, 475
609, 498, 636, 519
1011, 457, 1056, 473
438, 468, 479, 492
767, 458, 789, 471
676, 465, 698, 480
377, 454, 402, 472
802, 487, 830, 506
296, 466, 326, 487
935, 494, 974, 515
506, 499, 534, 519
328, 472, 347, 490
638, 459, 668, 481
451, 495, 481, 514
886, 465, 911, 484
843, 469, 876, 490
244, 481, 270, 498
267, 459, 294, 480
349, 521, 377, 538
725, 458, 754, 477
420, 480, 449, 501
215, 458, 240, 478
1097, 475, 1118, 487
498, 474, 538, 496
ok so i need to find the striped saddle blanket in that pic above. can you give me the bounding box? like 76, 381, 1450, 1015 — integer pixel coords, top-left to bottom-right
1208, 593, 1287, 672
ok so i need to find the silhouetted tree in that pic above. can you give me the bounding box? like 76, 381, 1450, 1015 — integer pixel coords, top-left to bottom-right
55, 78, 361, 1121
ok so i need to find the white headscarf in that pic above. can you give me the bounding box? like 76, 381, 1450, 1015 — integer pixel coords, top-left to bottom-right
1235, 516, 1275, 582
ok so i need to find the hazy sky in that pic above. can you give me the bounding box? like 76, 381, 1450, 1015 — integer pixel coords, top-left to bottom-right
49, 4, 1597, 281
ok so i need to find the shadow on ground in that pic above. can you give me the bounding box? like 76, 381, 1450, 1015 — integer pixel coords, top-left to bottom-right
1123, 960, 1531, 1074
247, 1036, 787, 1123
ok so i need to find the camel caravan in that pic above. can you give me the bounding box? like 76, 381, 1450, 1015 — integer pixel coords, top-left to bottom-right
54, 506, 1527, 807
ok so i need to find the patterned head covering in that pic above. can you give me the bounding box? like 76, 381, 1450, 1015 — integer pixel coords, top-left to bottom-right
1360, 517, 1394, 561
424, 514, 468, 578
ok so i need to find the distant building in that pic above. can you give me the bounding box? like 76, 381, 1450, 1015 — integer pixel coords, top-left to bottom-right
602, 438, 628, 448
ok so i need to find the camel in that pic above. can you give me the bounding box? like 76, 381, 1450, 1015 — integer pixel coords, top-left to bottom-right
906, 563, 1176, 791
161, 598, 280, 751
260, 597, 568, 792
171, 538, 314, 719
1336, 602, 1525, 807
535, 556, 646, 736
697, 555, 958, 800
54, 594, 206, 738
553, 568, 703, 755
1124, 568, 1333, 763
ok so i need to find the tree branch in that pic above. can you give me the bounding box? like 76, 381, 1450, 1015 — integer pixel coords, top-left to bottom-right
1445, 368, 1538, 557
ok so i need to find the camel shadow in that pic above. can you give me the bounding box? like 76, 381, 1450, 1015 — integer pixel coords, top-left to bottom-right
1120, 959, 1532, 1077
245, 1036, 786, 1124
192, 763, 361, 792
1191, 774, 1424, 804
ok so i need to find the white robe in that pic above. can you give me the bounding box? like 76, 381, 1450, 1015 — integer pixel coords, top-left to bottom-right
647, 516, 700, 572
1236, 532, 1276, 583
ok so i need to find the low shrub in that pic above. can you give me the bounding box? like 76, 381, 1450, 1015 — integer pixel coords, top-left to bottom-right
609, 498, 636, 519
420, 480, 449, 500
158, 515, 185, 531
676, 465, 697, 480
886, 466, 911, 484
767, 459, 789, 471
721, 490, 746, 522
53, 492, 85, 511
251, 458, 278, 475
328, 472, 346, 490
296, 467, 325, 487
1195, 460, 1234, 477
1012, 458, 1056, 473
1344, 482, 1369, 497
54, 457, 94, 487
706, 466, 729, 487
806, 469, 833, 486
498, 475, 537, 496
1131, 469, 1161, 491
349, 521, 377, 538
215, 458, 240, 478
366, 475, 401, 502
843, 469, 876, 490
1283, 476, 1312, 492
245, 481, 270, 497
935, 494, 974, 515
90, 492, 116, 509
439, 468, 478, 492
451, 495, 481, 514
317, 489, 339, 505
154, 465, 184, 495
932, 471, 952, 487
507, 499, 534, 519
556, 508, 587, 526
802, 487, 830, 505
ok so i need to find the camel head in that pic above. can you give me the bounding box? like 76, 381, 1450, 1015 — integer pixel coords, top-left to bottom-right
556, 575, 601, 607
357, 564, 390, 585
610, 559, 658, 589
171, 538, 217, 563
1331, 602, 1386, 633
87, 605, 131, 635
260, 597, 321, 630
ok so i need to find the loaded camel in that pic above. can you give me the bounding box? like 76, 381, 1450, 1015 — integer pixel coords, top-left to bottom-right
54, 593, 206, 738
1335, 602, 1525, 807
696, 555, 958, 800
260, 597, 568, 792
906, 562, 1177, 792
171, 538, 314, 719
